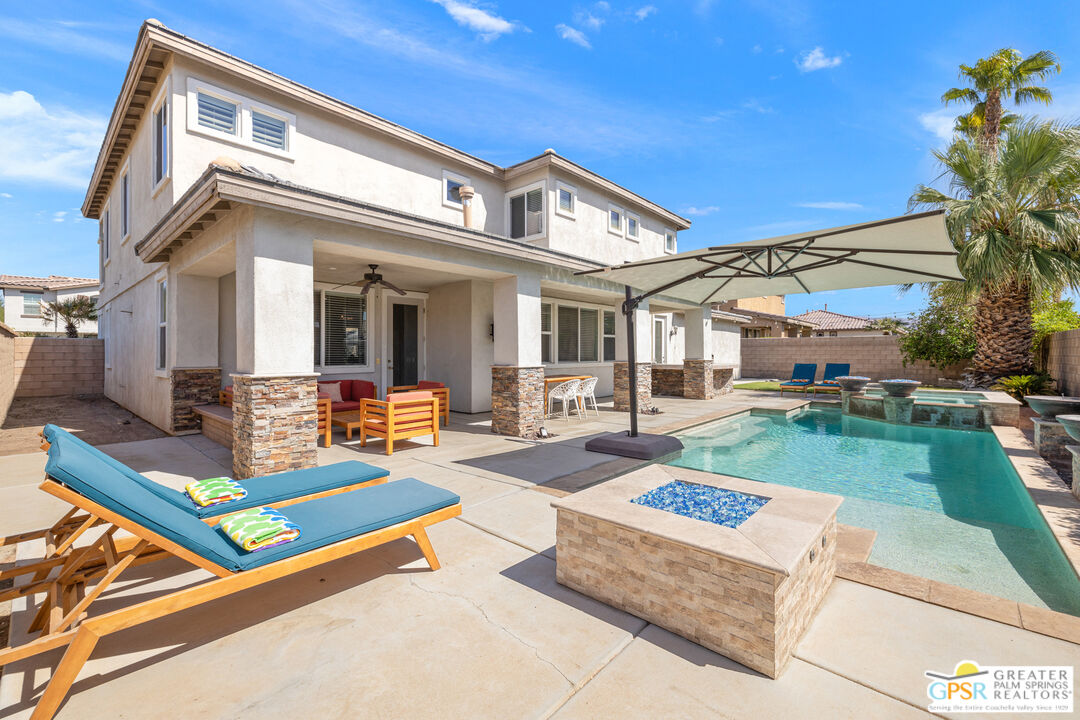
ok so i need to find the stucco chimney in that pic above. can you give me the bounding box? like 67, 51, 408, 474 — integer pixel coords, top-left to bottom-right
458, 185, 476, 229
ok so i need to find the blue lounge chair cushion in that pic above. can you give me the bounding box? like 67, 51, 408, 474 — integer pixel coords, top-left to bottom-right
820, 363, 850, 382
44, 430, 459, 572
781, 363, 817, 386
42, 424, 388, 517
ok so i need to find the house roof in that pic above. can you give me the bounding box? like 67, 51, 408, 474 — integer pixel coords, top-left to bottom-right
791, 308, 872, 331
82, 20, 690, 230
729, 307, 817, 328
711, 309, 752, 324
0, 275, 98, 291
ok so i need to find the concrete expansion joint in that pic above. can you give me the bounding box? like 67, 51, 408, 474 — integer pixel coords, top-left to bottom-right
405, 573, 574, 687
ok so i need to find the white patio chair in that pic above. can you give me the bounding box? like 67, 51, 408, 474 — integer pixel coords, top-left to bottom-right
578, 376, 599, 417
548, 379, 582, 421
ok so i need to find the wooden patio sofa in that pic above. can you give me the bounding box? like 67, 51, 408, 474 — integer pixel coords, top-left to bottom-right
0, 428, 461, 719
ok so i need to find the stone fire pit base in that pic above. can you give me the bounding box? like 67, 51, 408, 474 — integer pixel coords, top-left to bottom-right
552, 464, 840, 678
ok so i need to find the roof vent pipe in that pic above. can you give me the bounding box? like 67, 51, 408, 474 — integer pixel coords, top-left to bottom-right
458, 185, 475, 229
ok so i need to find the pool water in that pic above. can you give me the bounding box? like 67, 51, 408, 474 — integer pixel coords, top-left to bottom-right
862, 388, 985, 406
670, 409, 1080, 615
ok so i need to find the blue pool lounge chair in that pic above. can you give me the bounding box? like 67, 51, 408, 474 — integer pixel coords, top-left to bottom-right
811, 363, 851, 397
779, 363, 817, 396
0, 428, 461, 719
38, 424, 389, 520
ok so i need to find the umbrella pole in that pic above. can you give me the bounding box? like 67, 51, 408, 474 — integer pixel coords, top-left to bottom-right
624, 285, 639, 438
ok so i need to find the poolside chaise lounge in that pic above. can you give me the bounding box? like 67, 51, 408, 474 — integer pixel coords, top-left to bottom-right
779, 363, 817, 397
0, 428, 461, 720
7, 425, 392, 565
811, 363, 851, 397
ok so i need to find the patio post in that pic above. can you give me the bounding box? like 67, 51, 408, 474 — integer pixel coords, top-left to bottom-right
683, 305, 714, 400
231, 220, 318, 479
613, 288, 651, 414
490, 273, 544, 437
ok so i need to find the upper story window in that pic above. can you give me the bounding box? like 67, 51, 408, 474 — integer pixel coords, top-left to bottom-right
120, 166, 131, 240
555, 181, 576, 219
100, 206, 110, 263
664, 229, 676, 254
626, 213, 640, 241
197, 92, 238, 135
442, 169, 469, 209
252, 110, 287, 150
152, 86, 170, 188
507, 181, 545, 240
608, 205, 623, 235
187, 78, 295, 158
22, 293, 42, 316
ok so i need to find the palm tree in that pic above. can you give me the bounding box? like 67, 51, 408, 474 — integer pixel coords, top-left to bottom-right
910, 120, 1080, 384
41, 296, 98, 338
942, 48, 1060, 154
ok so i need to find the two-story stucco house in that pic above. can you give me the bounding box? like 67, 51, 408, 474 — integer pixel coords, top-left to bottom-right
84, 20, 742, 478
0, 275, 99, 336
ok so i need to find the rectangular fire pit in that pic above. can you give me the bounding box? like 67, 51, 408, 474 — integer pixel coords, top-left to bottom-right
552, 464, 840, 678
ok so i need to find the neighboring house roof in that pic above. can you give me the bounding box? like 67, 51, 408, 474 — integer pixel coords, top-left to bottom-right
0, 275, 98, 291
731, 307, 817, 328
82, 20, 690, 230
791, 309, 872, 331
711, 309, 752, 324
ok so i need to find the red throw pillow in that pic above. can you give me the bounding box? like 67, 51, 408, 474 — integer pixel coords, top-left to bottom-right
352, 380, 376, 400
417, 380, 445, 389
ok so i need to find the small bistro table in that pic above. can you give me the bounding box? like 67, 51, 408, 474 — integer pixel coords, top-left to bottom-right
543, 374, 592, 416
330, 410, 366, 441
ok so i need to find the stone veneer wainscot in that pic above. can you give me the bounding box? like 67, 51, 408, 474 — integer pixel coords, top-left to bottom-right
231, 373, 319, 479
170, 367, 221, 434
614, 361, 653, 411
491, 366, 544, 437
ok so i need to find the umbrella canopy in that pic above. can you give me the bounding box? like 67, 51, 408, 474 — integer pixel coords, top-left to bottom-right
575, 210, 962, 305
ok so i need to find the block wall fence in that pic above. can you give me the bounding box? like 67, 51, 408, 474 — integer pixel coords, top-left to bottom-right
1046, 329, 1080, 396
740, 336, 965, 385
0, 336, 104, 418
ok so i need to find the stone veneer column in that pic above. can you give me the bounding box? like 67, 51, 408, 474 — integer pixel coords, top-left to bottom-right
170, 367, 221, 434
1033, 418, 1072, 475
712, 366, 734, 396
232, 373, 319, 479
683, 359, 714, 400
1069, 446, 1080, 502
614, 361, 652, 412
491, 366, 544, 437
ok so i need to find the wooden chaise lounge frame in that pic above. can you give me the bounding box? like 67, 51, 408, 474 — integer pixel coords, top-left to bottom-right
0, 472, 461, 719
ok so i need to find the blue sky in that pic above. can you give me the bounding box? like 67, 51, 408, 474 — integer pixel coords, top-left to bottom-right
1, 0, 1079, 318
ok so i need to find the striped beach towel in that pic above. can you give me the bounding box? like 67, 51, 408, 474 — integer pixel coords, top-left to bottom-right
219, 507, 302, 552
185, 477, 247, 507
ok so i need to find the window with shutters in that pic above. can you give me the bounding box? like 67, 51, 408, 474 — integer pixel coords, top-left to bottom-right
313, 291, 322, 366
252, 110, 287, 150
552, 301, 604, 364
540, 303, 553, 363
186, 78, 295, 157
506, 181, 545, 240
603, 310, 616, 361
555, 181, 576, 219
197, 92, 238, 135
322, 293, 369, 368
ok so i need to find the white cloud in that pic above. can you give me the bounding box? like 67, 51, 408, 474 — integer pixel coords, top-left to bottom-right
576, 11, 605, 30
751, 44, 762, 54
52, 210, 67, 223
634, 5, 657, 21
701, 98, 773, 122
795, 46, 843, 72
430, 1, 521, 41
683, 205, 721, 216
796, 201, 864, 210
0, 91, 106, 189
0, 18, 129, 62
918, 108, 955, 142
743, 219, 823, 236
0, 192, 11, 199
555, 24, 591, 49
741, 98, 774, 114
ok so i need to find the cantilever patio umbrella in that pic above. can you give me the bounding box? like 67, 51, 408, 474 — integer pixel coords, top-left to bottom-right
575, 209, 965, 459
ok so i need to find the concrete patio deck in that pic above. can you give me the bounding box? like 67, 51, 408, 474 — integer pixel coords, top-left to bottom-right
2, 391, 1078, 718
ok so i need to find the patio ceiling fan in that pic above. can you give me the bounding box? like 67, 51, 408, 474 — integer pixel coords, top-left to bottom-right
331, 264, 407, 295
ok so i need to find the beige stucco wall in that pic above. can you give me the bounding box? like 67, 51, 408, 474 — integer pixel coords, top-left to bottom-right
728, 296, 784, 315
2, 287, 100, 335
0, 324, 13, 419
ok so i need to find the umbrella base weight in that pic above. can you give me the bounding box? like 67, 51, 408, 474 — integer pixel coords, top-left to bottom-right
585, 432, 684, 460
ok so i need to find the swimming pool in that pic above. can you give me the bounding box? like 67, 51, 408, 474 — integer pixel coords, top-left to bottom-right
862, 388, 987, 405
670, 408, 1080, 615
